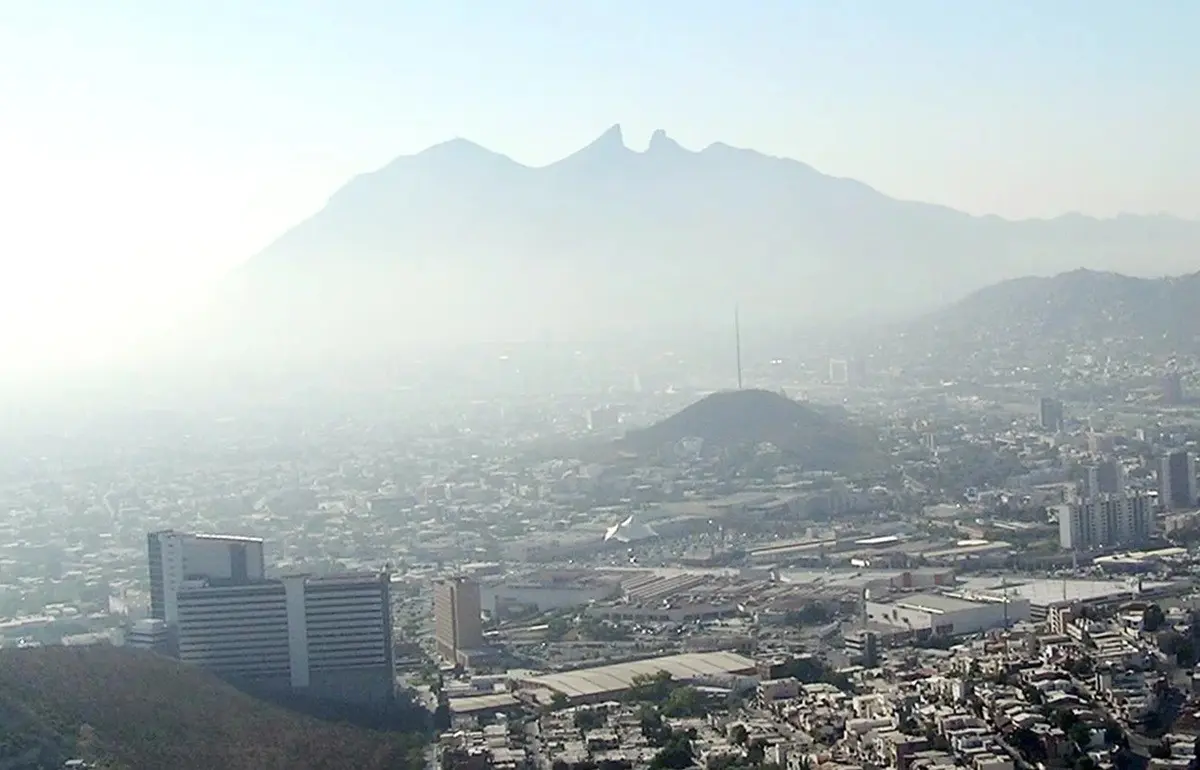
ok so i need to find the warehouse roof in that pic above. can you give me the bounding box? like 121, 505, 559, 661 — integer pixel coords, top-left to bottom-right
521, 650, 756, 699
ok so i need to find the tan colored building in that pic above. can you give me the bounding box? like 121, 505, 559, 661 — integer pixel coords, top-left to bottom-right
434, 576, 483, 662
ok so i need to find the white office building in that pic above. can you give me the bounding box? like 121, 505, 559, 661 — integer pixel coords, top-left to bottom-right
175, 572, 393, 705
126, 618, 172, 654
147, 530, 265, 624
1057, 494, 1153, 551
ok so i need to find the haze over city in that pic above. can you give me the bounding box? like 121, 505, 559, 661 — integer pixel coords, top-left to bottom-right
2, 1, 1199, 378
10, 3, 1200, 770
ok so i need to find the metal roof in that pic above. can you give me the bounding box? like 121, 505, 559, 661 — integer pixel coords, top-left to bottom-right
521, 650, 756, 698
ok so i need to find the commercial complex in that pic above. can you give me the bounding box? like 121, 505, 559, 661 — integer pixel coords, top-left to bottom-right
1056, 494, 1153, 551
146, 530, 265, 625
518, 650, 756, 704
175, 571, 394, 705
864, 592, 1030, 638
434, 576, 484, 664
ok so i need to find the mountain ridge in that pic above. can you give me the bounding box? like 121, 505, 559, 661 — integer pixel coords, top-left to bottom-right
899, 268, 1200, 359
210, 126, 1200, 360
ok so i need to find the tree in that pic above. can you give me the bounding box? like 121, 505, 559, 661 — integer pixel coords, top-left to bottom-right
546, 616, 570, 641
663, 686, 704, 718
1069, 723, 1092, 750
550, 692, 569, 711
1144, 604, 1166, 633
1057, 709, 1079, 732
650, 732, 694, 770
729, 724, 748, 747
630, 671, 675, 702
574, 709, 604, 731
433, 700, 451, 731
1075, 757, 1096, 770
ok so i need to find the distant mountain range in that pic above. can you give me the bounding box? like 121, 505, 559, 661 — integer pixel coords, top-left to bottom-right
907, 269, 1200, 354
621, 388, 881, 472
214, 125, 1200, 356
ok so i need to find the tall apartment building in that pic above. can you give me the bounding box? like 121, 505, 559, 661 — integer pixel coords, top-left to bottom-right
147, 530, 265, 624
1057, 494, 1153, 551
433, 576, 483, 663
175, 572, 393, 705
1039, 397, 1065, 432
1162, 370, 1185, 406
1158, 450, 1197, 511
1082, 459, 1124, 498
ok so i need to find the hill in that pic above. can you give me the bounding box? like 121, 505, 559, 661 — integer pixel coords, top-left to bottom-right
620, 389, 880, 472
201, 126, 1200, 363
907, 269, 1200, 354
0, 646, 426, 770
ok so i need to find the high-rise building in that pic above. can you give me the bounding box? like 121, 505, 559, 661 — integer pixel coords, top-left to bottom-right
1087, 433, 1116, 454
1039, 397, 1065, 432
147, 530, 265, 624
1158, 449, 1198, 511
1162, 371, 1185, 406
175, 572, 393, 705
1057, 494, 1153, 550
1082, 459, 1124, 498
433, 576, 483, 663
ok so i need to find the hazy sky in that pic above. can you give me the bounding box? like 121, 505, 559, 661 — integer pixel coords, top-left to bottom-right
1, 0, 1197, 370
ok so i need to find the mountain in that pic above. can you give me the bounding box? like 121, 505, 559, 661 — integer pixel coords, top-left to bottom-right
211, 125, 1200, 360
0, 646, 425, 770
907, 269, 1200, 354
621, 388, 880, 471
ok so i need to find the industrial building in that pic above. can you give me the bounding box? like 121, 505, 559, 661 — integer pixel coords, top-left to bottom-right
955, 576, 1181, 622
518, 650, 756, 703
147, 530, 265, 625
175, 571, 393, 705
480, 572, 621, 619
864, 592, 1030, 637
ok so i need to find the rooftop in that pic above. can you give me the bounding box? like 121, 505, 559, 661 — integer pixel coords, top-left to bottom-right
520, 650, 756, 699
881, 593, 984, 614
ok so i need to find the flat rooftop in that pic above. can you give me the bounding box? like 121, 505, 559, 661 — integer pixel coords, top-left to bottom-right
520, 650, 756, 699
955, 577, 1179, 606
447, 693, 520, 714
873, 593, 983, 614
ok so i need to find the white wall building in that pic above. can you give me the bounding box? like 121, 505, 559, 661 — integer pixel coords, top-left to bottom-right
175, 572, 392, 705
1057, 494, 1153, 551
865, 593, 1030, 636
147, 530, 265, 624
126, 618, 172, 654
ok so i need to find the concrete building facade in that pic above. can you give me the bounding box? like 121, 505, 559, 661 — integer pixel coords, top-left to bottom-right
175, 571, 393, 705
1057, 494, 1153, 551
434, 576, 483, 663
147, 530, 265, 625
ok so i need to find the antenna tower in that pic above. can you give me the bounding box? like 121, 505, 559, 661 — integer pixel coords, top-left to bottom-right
735, 305, 743, 390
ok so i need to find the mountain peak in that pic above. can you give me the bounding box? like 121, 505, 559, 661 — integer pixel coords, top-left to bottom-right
646, 129, 685, 154
591, 123, 627, 150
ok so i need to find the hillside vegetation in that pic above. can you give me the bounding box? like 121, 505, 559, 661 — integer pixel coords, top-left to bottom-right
622, 389, 881, 472
0, 646, 426, 770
